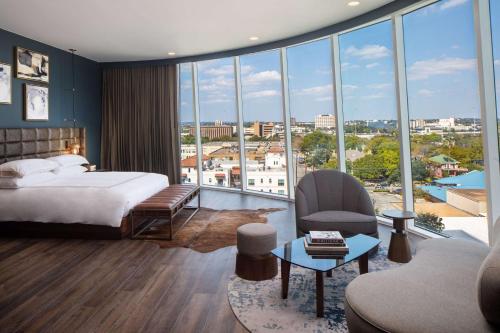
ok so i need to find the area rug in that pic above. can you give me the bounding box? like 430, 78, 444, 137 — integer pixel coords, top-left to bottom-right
228, 247, 400, 332
145, 208, 282, 253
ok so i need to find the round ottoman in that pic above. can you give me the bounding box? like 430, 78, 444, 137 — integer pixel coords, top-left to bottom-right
235, 223, 278, 281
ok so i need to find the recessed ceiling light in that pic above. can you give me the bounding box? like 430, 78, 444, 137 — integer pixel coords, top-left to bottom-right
348, 1, 360, 6
168, 52, 176, 56
249, 36, 259, 41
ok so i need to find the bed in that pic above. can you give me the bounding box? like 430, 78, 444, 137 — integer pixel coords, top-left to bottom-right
0, 127, 169, 239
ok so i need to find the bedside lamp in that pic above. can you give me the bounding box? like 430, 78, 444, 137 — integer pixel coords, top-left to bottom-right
70, 143, 80, 155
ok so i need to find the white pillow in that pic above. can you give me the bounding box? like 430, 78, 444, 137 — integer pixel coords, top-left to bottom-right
0, 172, 57, 188
47, 154, 89, 168
0, 159, 59, 178
53, 165, 88, 176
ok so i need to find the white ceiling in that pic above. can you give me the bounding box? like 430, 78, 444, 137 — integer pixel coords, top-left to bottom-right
0, 0, 394, 62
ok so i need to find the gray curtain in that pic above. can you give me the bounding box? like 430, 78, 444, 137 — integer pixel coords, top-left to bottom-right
101, 65, 180, 184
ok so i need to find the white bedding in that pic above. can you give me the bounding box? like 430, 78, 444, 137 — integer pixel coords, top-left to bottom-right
0, 172, 169, 227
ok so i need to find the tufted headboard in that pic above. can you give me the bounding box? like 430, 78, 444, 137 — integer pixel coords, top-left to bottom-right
0, 128, 86, 164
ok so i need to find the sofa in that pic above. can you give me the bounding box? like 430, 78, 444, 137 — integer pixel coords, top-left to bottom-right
295, 170, 378, 240
345, 217, 500, 332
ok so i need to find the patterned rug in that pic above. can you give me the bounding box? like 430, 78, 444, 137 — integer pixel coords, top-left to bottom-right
228, 247, 400, 332
144, 208, 282, 253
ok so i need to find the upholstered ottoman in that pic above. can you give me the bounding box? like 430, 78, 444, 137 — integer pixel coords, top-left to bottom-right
235, 223, 278, 281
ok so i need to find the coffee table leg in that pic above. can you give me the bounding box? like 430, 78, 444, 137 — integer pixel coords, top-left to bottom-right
281, 259, 291, 299
359, 252, 368, 274
316, 271, 324, 317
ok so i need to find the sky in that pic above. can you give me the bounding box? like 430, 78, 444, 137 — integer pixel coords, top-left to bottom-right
180, 0, 500, 124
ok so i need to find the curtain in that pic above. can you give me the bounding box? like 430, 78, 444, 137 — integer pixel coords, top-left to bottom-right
101, 65, 180, 184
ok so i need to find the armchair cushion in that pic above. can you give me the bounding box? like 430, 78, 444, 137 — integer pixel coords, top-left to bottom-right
300, 211, 378, 236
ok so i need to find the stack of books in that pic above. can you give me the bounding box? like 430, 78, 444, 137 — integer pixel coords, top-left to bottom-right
304, 231, 349, 259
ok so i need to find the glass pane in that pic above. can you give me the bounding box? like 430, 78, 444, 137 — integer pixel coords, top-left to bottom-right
491, 0, 500, 157
240, 50, 288, 196
287, 38, 336, 188
179, 63, 198, 185
196, 58, 241, 189
339, 21, 402, 215
403, 0, 488, 243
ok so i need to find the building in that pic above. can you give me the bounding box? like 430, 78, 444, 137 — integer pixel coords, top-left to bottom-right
438, 117, 456, 129
246, 164, 288, 195
252, 121, 275, 137
410, 119, 426, 130
265, 146, 286, 169
315, 114, 336, 129
189, 125, 233, 140
428, 154, 468, 178
180, 144, 197, 160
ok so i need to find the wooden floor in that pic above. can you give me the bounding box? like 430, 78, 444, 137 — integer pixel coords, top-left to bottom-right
0, 189, 423, 333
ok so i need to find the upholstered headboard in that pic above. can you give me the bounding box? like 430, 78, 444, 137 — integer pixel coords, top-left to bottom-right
0, 128, 86, 163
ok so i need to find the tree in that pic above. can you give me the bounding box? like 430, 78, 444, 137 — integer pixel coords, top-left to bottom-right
415, 213, 445, 233
181, 135, 196, 145
352, 155, 386, 180
321, 157, 338, 170
411, 159, 429, 181
345, 135, 367, 151
300, 131, 336, 169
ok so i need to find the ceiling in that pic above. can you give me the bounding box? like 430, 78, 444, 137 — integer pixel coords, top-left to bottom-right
0, 0, 394, 63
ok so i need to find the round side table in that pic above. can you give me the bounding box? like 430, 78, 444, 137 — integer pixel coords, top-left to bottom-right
382, 210, 416, 263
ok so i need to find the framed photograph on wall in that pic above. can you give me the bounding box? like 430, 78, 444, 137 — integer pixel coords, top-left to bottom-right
15, 47, 49, 83
0, 62, 12, 104
24, 84, 49, 121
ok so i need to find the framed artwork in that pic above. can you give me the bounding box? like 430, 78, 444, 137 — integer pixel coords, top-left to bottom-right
15, 46, 49, 83
0, 62, 12, 104
24, 84, 49, 121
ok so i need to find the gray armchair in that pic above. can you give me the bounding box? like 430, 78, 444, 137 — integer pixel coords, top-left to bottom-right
295, 169, 378, 240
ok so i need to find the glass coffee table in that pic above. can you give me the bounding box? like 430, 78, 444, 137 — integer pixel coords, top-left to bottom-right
271, 234, 380, 317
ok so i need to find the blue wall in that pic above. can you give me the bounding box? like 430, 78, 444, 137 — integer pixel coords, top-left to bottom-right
0, 29, 102, 166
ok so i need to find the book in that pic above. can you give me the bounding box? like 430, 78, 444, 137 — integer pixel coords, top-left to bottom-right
309, 231, 345, 244
305, 235, 345, 247
311, 254, 346, 260
304, 238, 349, 255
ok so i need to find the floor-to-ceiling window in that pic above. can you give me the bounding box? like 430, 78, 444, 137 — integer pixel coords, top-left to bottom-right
177, 0, 499, 241
196, 58, 241, 189
492, 0, 500, 156
403, 0, 488, 242
339, 21, 401, 215
240, 50, 288, 196
286, 38, 336, 188
179, 63, 198, 184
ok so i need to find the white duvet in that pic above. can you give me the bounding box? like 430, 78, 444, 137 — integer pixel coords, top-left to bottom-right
0, 172, 169, 227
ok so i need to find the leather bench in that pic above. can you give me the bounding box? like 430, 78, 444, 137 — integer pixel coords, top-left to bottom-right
131, 184, 200, 240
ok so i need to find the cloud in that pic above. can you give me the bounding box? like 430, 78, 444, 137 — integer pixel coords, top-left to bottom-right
440, 0, 468, 11
366, 62, 380, 69
495, 59, 500, 66
245, 90, 280, 99
243, 70, 281, 85
204, 65, 234, 76
204, 98, 232, 104
345, 45, 390, 60
362, 93, 385, 100
299, 84, 333, 96
315, 69, 332, 75
341, 62, 360, 71
418, 89, 434, 97
342, 84, 358, 92
368, 83, 391, 90
407, 57, 476, 80
315, 96, 333, 102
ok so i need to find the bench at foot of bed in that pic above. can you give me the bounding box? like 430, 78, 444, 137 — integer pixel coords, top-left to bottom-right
131, 184, 201, 240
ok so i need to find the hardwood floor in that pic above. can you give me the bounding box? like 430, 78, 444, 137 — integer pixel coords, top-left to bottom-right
0, 189, 423, 333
